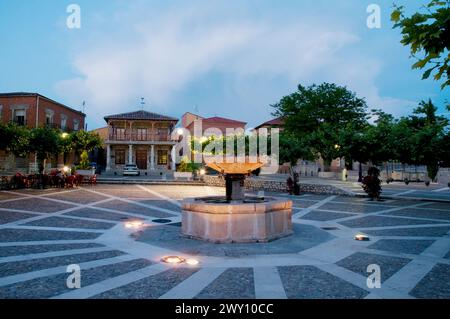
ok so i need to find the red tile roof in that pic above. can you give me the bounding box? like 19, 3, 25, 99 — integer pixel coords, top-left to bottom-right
254, 117, 284, 130
104, 110, 178, 122
202, 116, 247, 125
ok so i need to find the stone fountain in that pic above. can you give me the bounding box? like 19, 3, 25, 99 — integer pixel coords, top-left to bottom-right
181, 162, 293, 243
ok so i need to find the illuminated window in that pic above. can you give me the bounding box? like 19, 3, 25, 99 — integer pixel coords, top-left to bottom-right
157, 150, 168, 165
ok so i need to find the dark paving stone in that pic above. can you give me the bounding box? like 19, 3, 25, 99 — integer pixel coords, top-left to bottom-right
339, 216, 447, 228
21, 216, 115, 230
0, 198, 75, 213
278, 265, 368, 299
93, 268, 198, 299
45, 190, 109, 204
0, 243, 104, 257
135, 223, 335, 257
90, 188, 154, 199
291, 201, 320, 209
0, 250, 125, 277
367, 239, 435, 255
136, 199, 181, 212
302, 210, 355, 221
320, 203, 388, 214
63, 208, 136, 222
363, 226, 450, 237
0, 228, 101, 242
444, 251, 450, 259
336, 252, 411, 283
0, 192, 23, 201
195, 268, 255, 299
0, 211, 36, 224
94, 200, 173, 218
410, 263, 450, 299
422, 203, 450, 211
383, 208, 450, 221
0, 258, 152, 299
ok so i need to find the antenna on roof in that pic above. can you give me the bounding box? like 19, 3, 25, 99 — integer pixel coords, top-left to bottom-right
140, 97, 145, 111
193, 104, 199, 114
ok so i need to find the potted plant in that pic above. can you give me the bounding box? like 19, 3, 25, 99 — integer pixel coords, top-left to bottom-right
75, 151, 95, 176
404, 178, 410, 185
174, 156, 195, 180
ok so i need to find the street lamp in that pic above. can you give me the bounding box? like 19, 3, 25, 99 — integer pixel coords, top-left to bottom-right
61, 132, 69, 139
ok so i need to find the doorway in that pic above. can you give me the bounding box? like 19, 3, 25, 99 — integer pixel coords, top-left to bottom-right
136, 150, 148, 170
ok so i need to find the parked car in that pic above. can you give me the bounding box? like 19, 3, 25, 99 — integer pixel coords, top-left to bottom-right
123, 164, 140, 176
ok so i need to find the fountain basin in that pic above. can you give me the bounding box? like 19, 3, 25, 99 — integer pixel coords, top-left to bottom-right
181, 196, 293, 243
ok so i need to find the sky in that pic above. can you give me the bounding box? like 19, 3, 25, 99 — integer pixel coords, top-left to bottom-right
0, 0, 448, 130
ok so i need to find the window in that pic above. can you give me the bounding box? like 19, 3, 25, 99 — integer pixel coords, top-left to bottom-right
74, 119, 79, 131
136, 128, 147, 140
14, 110, 26, 126
115, 150, 125, 165
45, 109, 54, 125
61, 115, 67, 130
157, 150, 168, 165
116, 128, 126, 140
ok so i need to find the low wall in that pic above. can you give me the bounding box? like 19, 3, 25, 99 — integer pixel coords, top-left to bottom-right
202, 175, 353, 196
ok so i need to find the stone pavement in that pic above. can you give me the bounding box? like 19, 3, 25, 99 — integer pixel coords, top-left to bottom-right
0, 185, 449, 299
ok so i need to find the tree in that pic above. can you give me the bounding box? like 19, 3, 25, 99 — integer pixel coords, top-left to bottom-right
0, 122, 30, 157
272, 83, 369, 171
71, 130, 103, 157
28, 127, 60, 174
391, 0, 450, 89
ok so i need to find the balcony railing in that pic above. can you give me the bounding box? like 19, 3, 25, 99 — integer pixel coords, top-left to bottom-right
108, 129, 172, 142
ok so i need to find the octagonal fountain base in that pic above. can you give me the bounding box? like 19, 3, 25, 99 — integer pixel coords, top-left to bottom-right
181, 197, 293, 243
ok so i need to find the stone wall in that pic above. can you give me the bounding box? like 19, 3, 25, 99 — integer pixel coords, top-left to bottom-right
202, 175, 353, 196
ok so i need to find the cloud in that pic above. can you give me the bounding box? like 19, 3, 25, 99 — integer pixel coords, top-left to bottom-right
55, 2, 416, 128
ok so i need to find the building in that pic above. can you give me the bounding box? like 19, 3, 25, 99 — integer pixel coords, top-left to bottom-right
104, 110, 178, 174
0, 92, 86, 173
253, 117, 284, 131
181, 112, 246, 136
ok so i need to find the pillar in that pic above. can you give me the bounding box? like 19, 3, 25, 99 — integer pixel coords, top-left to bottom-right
106, 144, 111, 171
128, 144, 133, 164
150, 145, 155, 170
171, 146, 176, 171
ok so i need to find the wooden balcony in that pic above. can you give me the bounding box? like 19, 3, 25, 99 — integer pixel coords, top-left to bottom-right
108, 129, 172, 142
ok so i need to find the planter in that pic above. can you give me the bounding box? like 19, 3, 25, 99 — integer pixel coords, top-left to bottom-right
174, 172, 193, 180
76, 169, 95, 177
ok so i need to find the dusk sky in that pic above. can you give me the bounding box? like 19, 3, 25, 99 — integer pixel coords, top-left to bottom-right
1, 0, 448, 130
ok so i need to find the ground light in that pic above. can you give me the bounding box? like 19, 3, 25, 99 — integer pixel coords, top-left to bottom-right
354, 233, 370, 241
161, 256, 185, 264
185, 259, 200, 266
199, 168, 206, 175
124, 220, 145, 229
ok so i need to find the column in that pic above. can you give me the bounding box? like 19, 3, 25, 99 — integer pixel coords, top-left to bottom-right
106, 144, 111, 171
171, 146, 176, 171
150, 145, 155, 170
128, 144, 133, 164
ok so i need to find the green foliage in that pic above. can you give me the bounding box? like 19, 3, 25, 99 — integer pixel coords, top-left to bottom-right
78, 150, 90, 170
71, 130, 103, 154
177, 156, 199, 172
0, 122, 30, 157
272, 82, 368, 171
392, 0, 450, 89
28, 127, 60, 173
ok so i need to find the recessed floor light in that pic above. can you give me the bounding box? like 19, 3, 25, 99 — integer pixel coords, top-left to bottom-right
152, 219, 172, 224
354, 234, 370, 241
161, 256, 185, 264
